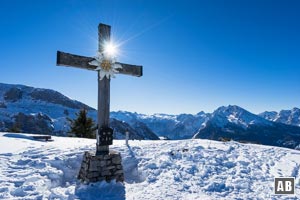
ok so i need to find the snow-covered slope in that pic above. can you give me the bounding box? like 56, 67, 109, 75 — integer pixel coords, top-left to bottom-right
0, 83, 95, 118
0, 83, 96, 135
260, 107, 300, 127
0, 132, 299, 199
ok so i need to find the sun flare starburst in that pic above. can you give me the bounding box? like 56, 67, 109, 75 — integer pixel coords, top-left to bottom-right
103, 42, 118, 57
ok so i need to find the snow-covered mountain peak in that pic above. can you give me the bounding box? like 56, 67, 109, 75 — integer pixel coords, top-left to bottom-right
111, 111, 209, 139
0, 82, 93, 111
0, 84, 159, 140
196, 111, 206, 116
212, 105, 270, 128
259, 107, 300, 127
110, 110, 139, 123
213, 105, 253, 116
148, 113, 178, 121
259, 111, 278, 121
291, 107, 300, 116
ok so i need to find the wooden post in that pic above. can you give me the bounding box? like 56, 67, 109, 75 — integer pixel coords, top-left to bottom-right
96, 24, 111, 155
125, 129, 129, 146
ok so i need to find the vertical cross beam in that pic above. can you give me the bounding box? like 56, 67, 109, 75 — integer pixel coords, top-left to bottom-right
96, 24, 111, 155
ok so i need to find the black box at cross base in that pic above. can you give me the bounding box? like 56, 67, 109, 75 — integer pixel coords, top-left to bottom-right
99, 127, 113, 145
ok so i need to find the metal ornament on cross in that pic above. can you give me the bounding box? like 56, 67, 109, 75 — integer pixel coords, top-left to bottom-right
56, 23, 143, 155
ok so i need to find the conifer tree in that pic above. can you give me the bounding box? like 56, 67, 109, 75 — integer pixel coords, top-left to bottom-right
9, 122, 21, 133
68, 108, 96, 138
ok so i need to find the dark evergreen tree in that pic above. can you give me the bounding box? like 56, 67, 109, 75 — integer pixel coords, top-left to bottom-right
68, 109, 96, 138
9, 122, 21, 133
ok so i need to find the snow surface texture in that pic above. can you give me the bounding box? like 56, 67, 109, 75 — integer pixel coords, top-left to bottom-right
0, 132, 299, 199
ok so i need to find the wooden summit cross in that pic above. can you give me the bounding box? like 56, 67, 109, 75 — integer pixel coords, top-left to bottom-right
57, 23, 143, 155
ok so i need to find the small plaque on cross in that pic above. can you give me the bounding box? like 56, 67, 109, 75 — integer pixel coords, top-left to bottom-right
99, 127, 113, 145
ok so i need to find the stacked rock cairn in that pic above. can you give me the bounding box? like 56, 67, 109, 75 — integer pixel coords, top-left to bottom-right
78, 150, 124, 183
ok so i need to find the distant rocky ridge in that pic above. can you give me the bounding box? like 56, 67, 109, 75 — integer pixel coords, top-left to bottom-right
259, 107, 300, 127
110, 111, 210, 140
193, 105, 300, 149
0, 83, 299, 149
111, 106, 300, 149
0, 83, 158, 140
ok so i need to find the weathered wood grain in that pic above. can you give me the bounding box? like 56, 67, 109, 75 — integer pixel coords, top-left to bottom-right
117, 62, 143, 77
97, 23, 111, 154
57, 51, 96, 70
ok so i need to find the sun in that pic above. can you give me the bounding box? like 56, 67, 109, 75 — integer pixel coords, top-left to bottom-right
104, 41, 118, 58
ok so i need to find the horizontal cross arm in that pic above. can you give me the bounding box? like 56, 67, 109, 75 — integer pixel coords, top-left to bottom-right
57, 51, 97, 71
57, 51, 143, 77
117, 62, 143, 77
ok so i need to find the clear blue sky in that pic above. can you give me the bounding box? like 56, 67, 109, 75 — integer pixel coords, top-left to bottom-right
0, 0, 299, 114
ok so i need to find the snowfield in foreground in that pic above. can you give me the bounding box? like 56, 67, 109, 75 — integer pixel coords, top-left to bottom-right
0, 132, 299, 199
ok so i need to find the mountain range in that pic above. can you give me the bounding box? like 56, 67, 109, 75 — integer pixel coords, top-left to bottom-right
0, 83, 299, 149
0, 83, 158, 140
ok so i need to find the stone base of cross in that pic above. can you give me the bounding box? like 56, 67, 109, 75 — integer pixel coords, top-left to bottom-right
56, 23, 143, 182
78, 151, 124, 183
